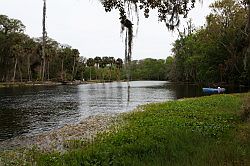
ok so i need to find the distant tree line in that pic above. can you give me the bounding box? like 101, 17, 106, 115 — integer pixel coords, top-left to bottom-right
167, 0, 249, 85
0, 14, 125, 83
0, 15, 169, 83
84, 56, 123, 81
129, 59, 167, 81
84, 58, 170, 82
1, 0, 249, 85
0, 14, 82, 82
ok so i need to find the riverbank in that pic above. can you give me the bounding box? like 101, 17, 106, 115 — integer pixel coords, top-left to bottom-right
0, 93, 249, 165
0, 80, 103, 88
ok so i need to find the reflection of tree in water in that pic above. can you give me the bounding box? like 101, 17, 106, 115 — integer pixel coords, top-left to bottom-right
127, 86, 130, 103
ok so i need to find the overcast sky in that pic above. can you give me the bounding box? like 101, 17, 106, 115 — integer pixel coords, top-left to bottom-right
0, 0, 214, 60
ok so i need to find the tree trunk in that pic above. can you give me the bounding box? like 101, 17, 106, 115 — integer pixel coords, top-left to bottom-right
47, 60, 50, 81
115, 68, 119, 81
18, 62, 22, 82
109, 68, 112, 82
72, 56, 76, 81
39, 63, 42, 81
95, 66, 98, 80
89, 67, 92, 80
27, 55, 31, 81
42, 0, 46, 81
61, 59, 64, 81
243, 1, 250, 70
81, 70, 84, 81
242, 1, 250, 85
102, 69, 105, 83
12, 58, 18, 82
75, 62, 79, 80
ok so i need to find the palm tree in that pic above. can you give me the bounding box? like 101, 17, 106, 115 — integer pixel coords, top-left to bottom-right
94, 56, 102, 80
86, 58, 95, 80
101, 56, 109, 81
108, 57, 115, 81
94, 56, 102, 68
115, 58, 123, 81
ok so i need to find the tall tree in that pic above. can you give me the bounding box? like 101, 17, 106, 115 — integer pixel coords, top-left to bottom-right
0, 15, 26, 82
42, 0, 47, 81
71, 49, 80, 81
244, 0, 250, 83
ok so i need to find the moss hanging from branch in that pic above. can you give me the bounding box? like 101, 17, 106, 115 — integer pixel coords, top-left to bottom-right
100, 0, 201, 84
100, 0, 200, 30
121, 15, 133, 84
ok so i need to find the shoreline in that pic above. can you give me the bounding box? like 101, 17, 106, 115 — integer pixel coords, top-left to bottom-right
0, 114, 122, 152
0, 80, 117, 88
0, 93, 249, 165
0, 80, 248, 89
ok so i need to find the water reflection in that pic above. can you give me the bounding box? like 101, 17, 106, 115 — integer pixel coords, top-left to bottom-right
0, 81, 248, 141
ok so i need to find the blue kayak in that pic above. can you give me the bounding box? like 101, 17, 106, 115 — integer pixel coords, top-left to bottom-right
202, 87, 225, 93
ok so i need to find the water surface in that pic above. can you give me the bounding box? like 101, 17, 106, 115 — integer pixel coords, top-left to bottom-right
0, 81, 247, 141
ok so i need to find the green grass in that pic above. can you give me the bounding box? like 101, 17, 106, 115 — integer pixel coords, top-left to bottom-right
1, 93, 249, 165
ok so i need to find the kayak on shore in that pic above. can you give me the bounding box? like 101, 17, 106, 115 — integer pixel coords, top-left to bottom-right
202, 87, 225, 93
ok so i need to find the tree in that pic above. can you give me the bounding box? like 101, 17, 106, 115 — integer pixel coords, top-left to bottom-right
100, 0, 250, 84
78, 56, 87, 81
0, 14, 25, 35
71, 49, 80, 81
100, 0, 201, 86
94, 56, 102, 80
115, 58, 123, 80
86, 58, 95, 80
101, 56, 109, 81
45, 38, 58, 80
243, 0, 250, 76
41, 0, 47, 81
0, 15, 26, 82
108, 56, 115, 81
170, 0, 248, 84
23, 37, 37, 81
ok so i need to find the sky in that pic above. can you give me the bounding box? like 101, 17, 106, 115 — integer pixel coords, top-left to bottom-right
0, 0, 214, 60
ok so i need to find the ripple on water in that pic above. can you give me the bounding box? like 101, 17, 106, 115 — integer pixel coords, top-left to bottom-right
0, 81, 210, 143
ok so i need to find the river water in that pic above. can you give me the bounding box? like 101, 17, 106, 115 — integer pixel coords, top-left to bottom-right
0, 81, 247, 142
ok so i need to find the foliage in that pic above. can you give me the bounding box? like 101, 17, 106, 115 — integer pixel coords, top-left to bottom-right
0, 14, 126, 83
100, 0, 203, 84
129, 58, 167, 80
170, 0, 249, 85
0, 14, 86, 82
100, 0, 200, 30
1, 93, 249, 165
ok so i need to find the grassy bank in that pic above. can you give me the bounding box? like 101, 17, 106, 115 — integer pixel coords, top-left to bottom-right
1, 93, 249, 165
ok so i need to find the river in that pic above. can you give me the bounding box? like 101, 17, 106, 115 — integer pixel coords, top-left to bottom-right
0, 81, 247, 142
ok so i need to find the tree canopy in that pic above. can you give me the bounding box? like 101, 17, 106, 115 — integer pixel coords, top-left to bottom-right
169, 0, 249, 85
100, 0, 200, 30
